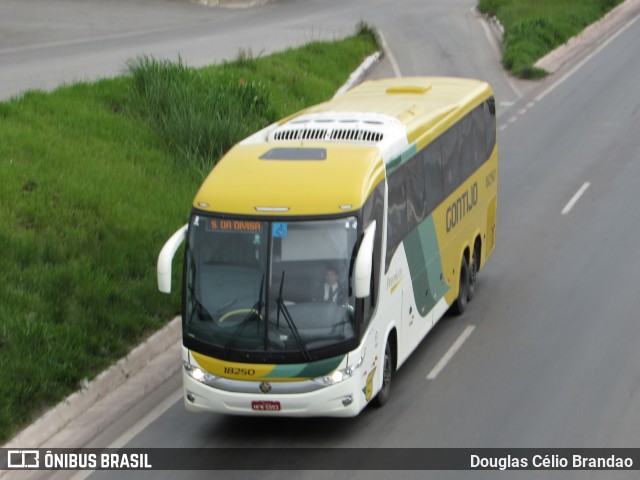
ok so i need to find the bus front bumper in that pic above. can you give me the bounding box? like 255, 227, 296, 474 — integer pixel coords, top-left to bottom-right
182, 370, 367, 417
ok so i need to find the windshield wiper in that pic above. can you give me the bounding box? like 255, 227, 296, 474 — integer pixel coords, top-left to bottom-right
193, 298, 215, 322
223, 275, 265, 359
187, 274, 215, 323
275, 271, 311, 362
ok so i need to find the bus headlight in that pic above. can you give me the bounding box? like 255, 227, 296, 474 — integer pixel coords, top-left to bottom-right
313, 351, 365, 386
183, 361, 217, 385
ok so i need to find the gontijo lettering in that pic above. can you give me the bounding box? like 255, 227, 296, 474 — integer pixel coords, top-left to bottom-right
446, 182, 478, 233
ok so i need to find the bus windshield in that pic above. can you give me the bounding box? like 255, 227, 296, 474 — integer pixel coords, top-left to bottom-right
185, 214, 359, 362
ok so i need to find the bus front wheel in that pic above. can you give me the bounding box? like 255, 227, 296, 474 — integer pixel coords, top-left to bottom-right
452, 256, 469, 315
373, 340, 393, 407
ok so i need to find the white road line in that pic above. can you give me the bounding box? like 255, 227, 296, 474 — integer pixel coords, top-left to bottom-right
476, 7, 502, 62
427, 325, 476, 380
473, 6, 522, 98
109, 388, 183, 448
69, 388, 183, 480
377, 30, 402, 78
562, 182, 591, 215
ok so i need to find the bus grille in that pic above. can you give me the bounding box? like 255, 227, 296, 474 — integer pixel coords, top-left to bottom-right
273, 128, 328, 141
330, 129, 383, 142
272, 127, 384, 144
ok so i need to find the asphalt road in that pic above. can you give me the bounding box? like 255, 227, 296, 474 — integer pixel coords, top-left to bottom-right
3, 0, 640, 479
0, 0, 519, 103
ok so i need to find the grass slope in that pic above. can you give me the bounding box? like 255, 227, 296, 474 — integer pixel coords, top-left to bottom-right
0, 26, 379, 443
479, 0, 624, 78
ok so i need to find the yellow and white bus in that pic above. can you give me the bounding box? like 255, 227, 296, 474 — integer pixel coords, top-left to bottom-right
157, 77, 497, 416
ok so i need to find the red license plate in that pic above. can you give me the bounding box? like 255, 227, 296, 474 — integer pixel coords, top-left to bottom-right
252, 401, 281, 411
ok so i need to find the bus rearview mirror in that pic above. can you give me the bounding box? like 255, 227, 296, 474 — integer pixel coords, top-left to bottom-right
354, 221, 376, 298
157, 224, 188, 294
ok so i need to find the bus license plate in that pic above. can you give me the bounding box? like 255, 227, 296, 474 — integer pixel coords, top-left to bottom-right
252, 401, 281, 411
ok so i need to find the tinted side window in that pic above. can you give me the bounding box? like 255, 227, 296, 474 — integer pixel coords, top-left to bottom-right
405, 155, 426, 231
423, 140, 444, 214
484, 97, 496, 158
386, 166, 407, 269
459, 114, 475, 181
440, 127, 460, 197
362, 182, 384, 323
472, 105, 486, 167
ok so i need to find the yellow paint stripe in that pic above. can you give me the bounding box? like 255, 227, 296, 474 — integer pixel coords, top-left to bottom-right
191, 351, 305, 382
390, 278, 403, 294
192, 351, 274, 381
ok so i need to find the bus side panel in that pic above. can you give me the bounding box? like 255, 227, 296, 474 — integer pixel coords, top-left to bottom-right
382, 217, 450, 368
379, 246, 417, 369
380, 153, 498, 367
484, 147, 498, 265
486, 196, 497, 258
432, 155, 498, 309
403, 215, 449, 320
482, 145, 498, 268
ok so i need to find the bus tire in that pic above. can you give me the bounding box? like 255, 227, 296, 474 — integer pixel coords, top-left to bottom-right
467, 245, 479, 302
452, 256, 469, 315
373, 340, 393, 407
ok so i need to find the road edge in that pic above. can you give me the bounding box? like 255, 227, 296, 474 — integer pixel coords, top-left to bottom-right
535, 0, 640, 73
476, 0, 640, 76
2, 317, 181, 449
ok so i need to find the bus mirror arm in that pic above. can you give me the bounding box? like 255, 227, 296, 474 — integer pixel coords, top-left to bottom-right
157, 224, 188, 294
354, 221, 376, 299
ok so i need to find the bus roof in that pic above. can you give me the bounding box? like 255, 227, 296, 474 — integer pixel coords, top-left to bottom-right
194, 77, 493, 216
297, 76, 493, 147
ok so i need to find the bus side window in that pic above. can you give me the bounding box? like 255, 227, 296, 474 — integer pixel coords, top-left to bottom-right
459, 113, 475, 182
405, 154, 426, 231
362, 182, 384, 325
472, 104, 486, 167
440, 127, 460, 197
386, 166, 407, 271
423, 139, 444, 215
484, 97, 497, 158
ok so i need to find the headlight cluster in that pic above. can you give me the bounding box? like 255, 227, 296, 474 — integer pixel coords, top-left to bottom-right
312, 351, 365, 386
183, 361, 217, 385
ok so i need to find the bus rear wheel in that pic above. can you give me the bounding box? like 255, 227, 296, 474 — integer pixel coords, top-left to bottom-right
451, 256, 469, 315
373, 340, 393, 407
467, 245, 479, 302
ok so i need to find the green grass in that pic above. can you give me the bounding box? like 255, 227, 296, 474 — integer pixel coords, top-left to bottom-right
478, 0, 624, 78
0, 26, 379, 443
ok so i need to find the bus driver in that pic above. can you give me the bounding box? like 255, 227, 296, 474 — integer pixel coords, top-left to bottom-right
320, 264, 346, 304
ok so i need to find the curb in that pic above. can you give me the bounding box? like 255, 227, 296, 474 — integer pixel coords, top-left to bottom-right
333, 51, 383, 98
476, 0, 640, 76
535, 0, 640, 73
2, 316, 181, 449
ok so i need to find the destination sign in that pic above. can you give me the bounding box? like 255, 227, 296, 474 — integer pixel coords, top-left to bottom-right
207, 220, 262, 232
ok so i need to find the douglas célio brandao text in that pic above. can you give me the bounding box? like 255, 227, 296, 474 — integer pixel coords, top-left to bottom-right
470, 454, 634, 470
